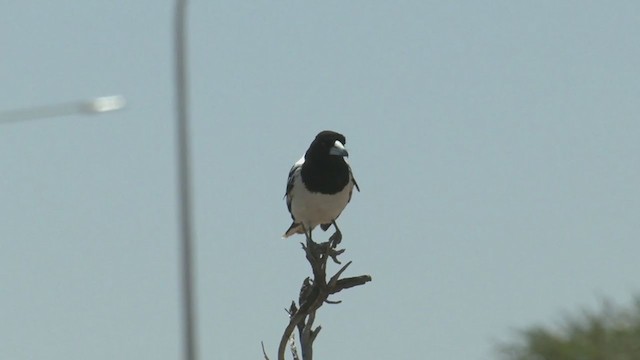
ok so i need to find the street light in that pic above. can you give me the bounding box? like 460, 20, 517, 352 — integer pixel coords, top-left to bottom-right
0, 95, 126, 124
174, 1, 198, 360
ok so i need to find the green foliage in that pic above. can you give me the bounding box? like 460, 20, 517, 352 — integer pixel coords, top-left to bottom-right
498, 297, 640, 360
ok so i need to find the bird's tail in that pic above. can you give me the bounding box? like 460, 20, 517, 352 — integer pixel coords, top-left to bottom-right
283, 222, 305, 238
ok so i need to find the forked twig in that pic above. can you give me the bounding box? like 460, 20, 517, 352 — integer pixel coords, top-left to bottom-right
274, 236, 372, 360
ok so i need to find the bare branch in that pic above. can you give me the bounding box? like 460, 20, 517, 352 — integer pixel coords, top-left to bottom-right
328, 261, 352, 287
331, 275, 373, 294
273, 233, 372, 360
278, 310, 306, 360
300, 311, 315, 360
289, 333, 300, 360
310, 326, 321, 343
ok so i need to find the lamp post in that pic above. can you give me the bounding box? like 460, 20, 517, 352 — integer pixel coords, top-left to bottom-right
0, 95, 126, 123
174, 1, 198, 360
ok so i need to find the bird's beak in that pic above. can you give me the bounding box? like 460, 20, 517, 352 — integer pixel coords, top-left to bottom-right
329, 140, 349, 157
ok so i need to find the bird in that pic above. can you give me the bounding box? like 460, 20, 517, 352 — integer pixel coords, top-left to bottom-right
283, 130, 359, 245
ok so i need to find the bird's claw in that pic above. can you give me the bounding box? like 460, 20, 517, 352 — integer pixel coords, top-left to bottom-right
304, 238, 344, 264
329, 230, 342, 248
327, 247, 345, 264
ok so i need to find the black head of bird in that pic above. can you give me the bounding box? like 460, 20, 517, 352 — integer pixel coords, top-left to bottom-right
305, 130, 349, 162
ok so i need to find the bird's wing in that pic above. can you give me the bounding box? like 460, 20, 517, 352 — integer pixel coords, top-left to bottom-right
351, 169, 360, 192
344, 159, 359, 206
345, 158, 360, 192
285, 157, 305, 213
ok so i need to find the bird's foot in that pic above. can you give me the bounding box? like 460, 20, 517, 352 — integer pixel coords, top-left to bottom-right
329, 229, 342, 248
326, 246, 345, 264
304, 237, 324, 261
319, 241, 345, 264
303, 237, 344, 265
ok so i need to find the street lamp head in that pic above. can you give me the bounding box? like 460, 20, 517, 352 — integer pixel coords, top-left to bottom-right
83, 95, 127, 113
1, 95, 127, 123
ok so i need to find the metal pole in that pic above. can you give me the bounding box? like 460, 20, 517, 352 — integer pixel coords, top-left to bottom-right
174, 1, 197, 360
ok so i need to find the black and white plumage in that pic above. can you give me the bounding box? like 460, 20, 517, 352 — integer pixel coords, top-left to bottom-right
283, 130, 359, 242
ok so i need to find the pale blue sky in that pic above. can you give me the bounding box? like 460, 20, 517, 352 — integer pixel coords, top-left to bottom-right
2, 1, 640, 359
